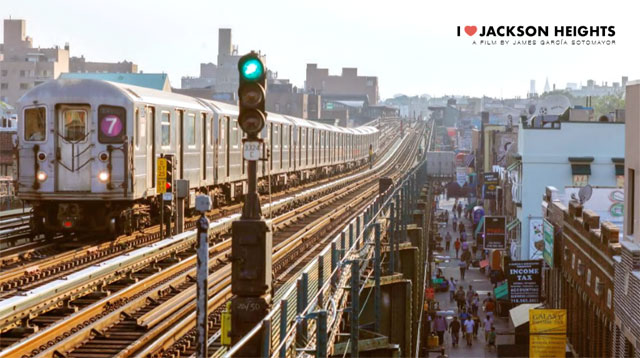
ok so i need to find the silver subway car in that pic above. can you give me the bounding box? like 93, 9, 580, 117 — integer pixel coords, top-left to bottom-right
17, 79, 379, 236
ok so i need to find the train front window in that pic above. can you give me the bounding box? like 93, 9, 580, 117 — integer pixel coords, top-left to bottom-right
24, 107, 46, 142
62, 109, 88, 141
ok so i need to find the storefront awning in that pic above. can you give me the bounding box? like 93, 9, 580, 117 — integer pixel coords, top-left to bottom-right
510, 303, 543, 328
507, 218, 521, 231
571, 164, 591, 175
506, 160, 521, 172
474, 216, 485, 236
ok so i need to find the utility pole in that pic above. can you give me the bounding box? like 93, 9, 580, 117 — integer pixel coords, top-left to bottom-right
231, 52, 273, 357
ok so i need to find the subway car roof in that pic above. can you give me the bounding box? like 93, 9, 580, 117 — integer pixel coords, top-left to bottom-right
19, 79, 378, 136
19, 79, 209, 111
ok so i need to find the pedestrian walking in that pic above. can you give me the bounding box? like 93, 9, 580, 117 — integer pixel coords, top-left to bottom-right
459, 260, 467, 280
454, 239, 461, 259
433, 314, 447, 346
483, 316, 493, 342
483, 293, 495, 320
464, 316, 475, 346
457, 202, 463, 217
448, 277, 457, 302
445, 232, 452, 251
458, 221, 465, 235
473, 314, 480, 339
466, 285, 475, 308
449, 316, 461, 347
471, 293, 480, 315
445, 210, 449, 225
487, 326, 497, 351
452, 215, 457, 230
455, 287, 466, 311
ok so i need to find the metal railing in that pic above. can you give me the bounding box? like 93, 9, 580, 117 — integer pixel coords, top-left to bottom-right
222, 122, 433, 358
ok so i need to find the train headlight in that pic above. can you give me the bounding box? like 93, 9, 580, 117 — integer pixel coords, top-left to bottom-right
98, 171, 110, 183
36, 171, 47, 182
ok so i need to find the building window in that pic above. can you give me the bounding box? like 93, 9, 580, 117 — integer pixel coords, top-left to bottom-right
571, 253, 575, 269
0, 70, 7, 77
572, 174, 589, 186
19, 70, 25, 77
0, 83, 7, 90
586, 269, 591, 286
629, 168, 635, 235
570, 159, 592, 186
607, 289, 612, 308
20, 83, 29, 90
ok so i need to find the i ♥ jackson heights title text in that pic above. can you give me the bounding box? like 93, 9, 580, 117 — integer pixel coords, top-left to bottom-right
457, 25, 616, 46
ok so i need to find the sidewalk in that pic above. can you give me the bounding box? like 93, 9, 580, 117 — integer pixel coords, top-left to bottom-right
430, 197, 511, 358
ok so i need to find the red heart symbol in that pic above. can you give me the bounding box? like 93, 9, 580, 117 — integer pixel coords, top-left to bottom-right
465, 26, 477, 36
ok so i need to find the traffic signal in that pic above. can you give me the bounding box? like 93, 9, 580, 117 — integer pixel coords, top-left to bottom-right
165, 154, 174, 193
237, 52, 266, 137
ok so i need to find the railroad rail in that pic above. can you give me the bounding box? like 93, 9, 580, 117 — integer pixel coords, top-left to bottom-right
0, 122, 406, 357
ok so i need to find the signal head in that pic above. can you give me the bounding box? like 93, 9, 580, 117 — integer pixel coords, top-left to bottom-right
238, 55, 265, 82
238, 109, 266, 135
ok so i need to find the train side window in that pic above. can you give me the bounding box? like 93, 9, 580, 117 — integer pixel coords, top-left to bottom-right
24, 107, 46, 142
134, 108, 140, 148
231, 119, 239, 147
161, 111, 171, 146
186, 113, 196, 146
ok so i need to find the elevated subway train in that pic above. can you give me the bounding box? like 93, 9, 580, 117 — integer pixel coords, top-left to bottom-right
16, 79, 379, 236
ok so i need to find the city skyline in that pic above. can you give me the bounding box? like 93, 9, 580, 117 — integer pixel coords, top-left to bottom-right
2, 0, 639, 100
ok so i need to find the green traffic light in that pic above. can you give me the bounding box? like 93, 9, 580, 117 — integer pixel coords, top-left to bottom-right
240, 58, 264, 81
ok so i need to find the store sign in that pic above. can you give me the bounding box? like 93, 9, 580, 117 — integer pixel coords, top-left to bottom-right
543, 219, 554, 268
483, 172, 499, 199
529, 219, 544, 260
507, 260, 542, 304
485, 216, 507, 249
456, 167, 467, 186
529, 309, 567, 358
494, 282, 508, 299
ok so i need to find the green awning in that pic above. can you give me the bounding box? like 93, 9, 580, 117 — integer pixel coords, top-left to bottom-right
615, 165, 624, 176
474, 216, 485, 236
506, 160, 521, 171
506, 218, 521, 231
571, 164, 591, 175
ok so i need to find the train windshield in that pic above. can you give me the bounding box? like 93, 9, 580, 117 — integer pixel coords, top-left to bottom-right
24, 107, 46, 142
62, 109, 88, 141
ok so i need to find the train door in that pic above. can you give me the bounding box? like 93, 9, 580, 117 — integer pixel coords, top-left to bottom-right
202, 113, 207, 181
147, 107, 155, 188
55, 104, 92, 191
226, 117, 231, 178
178, 110, 184, 179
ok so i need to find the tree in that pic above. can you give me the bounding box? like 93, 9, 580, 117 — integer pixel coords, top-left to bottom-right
592, 94, 625, 118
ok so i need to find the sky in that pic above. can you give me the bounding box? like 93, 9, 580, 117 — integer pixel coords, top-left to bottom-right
2, 0, 640, 100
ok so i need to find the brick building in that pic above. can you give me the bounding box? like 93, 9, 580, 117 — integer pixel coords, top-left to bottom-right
305, 64, 378, 105
612, 80, 640, 357
0, 19, 69, 108
69, 55, 137, 73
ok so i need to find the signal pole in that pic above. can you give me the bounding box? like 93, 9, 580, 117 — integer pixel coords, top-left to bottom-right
231, 52, 273, 357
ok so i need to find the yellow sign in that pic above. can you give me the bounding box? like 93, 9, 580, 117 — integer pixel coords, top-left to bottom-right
530, 309, 566, 333
157, 158, 167, 179
221, 302, 232, 346
530, 309, 567, 358
530, 335, 566, 358
156, 158, 167, 194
